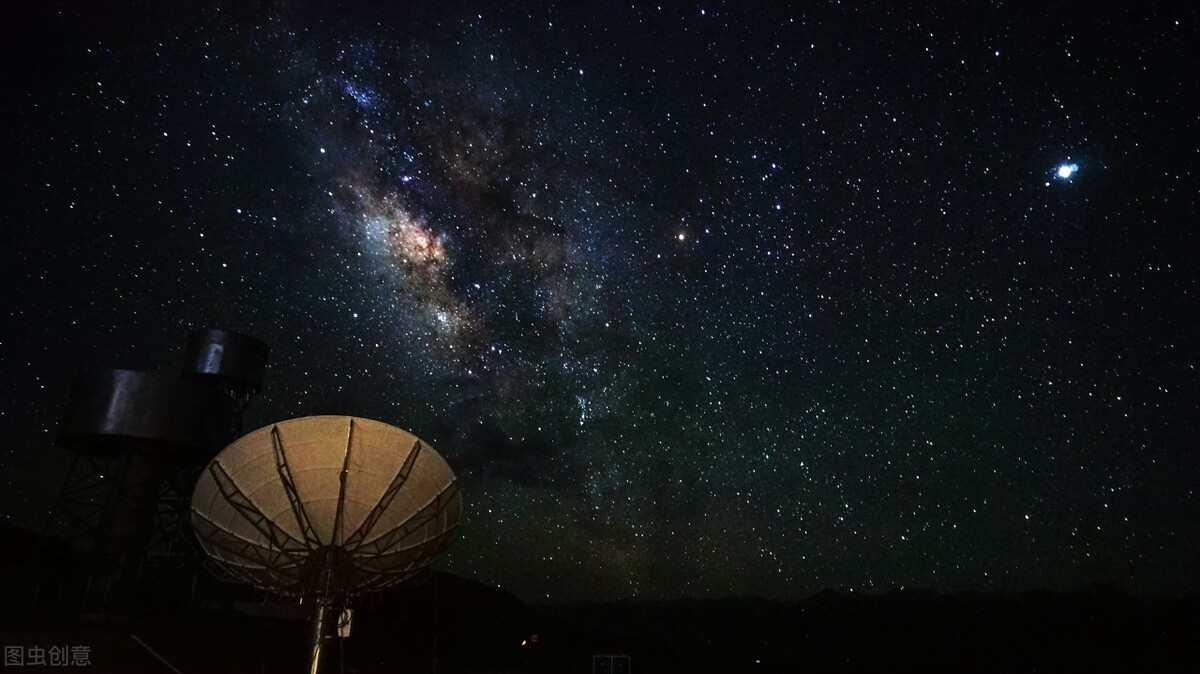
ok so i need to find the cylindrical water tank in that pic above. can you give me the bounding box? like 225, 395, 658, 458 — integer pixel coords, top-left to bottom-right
58, 369, 232, 455
180, 328, 270, 394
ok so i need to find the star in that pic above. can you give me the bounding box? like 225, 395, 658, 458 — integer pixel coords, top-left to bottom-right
1055, 163, 1078, 179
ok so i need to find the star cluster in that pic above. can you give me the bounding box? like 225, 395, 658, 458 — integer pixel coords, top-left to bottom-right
2, 2, 1197, 602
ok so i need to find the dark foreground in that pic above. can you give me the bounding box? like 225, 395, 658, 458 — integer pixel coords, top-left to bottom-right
1, 522, 1196, 674
4, 576, 1198, 673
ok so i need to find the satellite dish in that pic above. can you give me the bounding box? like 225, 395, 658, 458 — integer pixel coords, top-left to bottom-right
191, 415, 461, 673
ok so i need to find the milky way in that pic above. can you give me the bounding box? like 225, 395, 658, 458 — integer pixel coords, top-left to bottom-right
3, 2, 1197, 602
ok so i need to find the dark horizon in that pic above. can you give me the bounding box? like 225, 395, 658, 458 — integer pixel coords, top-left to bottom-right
2, 0, 1197, 604
3, 549, 1198, 673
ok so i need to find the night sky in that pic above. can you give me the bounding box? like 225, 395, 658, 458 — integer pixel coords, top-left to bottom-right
3, 2, 1197, 603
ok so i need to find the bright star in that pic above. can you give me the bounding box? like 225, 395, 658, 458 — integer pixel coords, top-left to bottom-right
1056, 163, 1077, 179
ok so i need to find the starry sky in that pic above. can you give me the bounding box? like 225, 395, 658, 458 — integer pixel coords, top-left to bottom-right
3, 2, 1197, 602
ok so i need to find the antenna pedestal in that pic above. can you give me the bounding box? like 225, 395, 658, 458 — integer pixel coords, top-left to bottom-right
307, 597, 331, 674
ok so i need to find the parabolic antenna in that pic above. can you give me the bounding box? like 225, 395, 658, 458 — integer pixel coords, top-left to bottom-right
191, 415, 461, 673
191, 415, 461, 597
